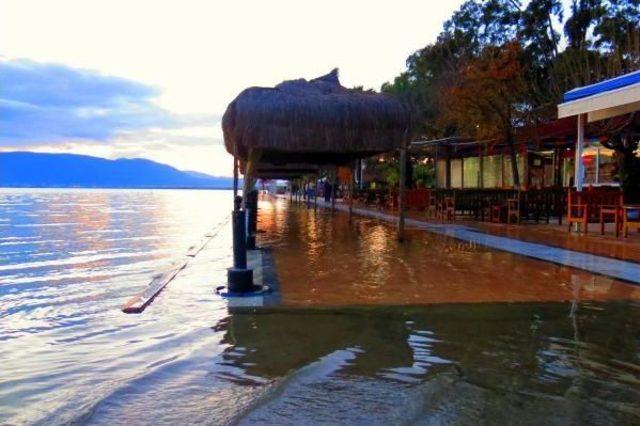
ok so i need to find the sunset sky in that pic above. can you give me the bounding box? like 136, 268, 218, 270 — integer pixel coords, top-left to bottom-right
0, 0, 469, 176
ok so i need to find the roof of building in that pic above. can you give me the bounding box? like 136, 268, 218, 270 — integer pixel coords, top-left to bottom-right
222, 69, 409, 166
563, 69, 640, 102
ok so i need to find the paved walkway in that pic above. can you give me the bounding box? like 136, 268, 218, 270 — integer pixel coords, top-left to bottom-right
445, 218, 640, 264
309, 199, 640, 285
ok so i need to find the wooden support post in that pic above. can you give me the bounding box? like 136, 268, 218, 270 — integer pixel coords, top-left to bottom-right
479, 147, 484, 188
349, 162, 355, 222
398, 138, 408, 241
232, 142, 239, 203
242, 149, 260, 249
331, 167, 337, 213
242, 149, 259, 209
434, 144, 439, 189
313, 175, 318, 211
445, 145, 451, 189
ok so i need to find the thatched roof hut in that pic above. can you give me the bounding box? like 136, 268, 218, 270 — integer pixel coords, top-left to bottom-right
222, 69, 409, 167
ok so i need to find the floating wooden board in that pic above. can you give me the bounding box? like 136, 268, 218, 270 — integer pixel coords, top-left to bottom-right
121, 262, 187, 313
186, 237, 209, 257
122, 216, 230, 314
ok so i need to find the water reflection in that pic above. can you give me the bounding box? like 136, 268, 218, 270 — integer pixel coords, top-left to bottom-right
261, 197, 640, 306
2, 190, 640, 424
0, 189, 234, 424
215, 302, 640, 423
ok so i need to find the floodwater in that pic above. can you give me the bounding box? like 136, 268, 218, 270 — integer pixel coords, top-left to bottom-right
1, 189, 639, 425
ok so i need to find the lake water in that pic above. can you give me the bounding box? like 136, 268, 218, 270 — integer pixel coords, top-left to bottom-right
1, 189, 639, 424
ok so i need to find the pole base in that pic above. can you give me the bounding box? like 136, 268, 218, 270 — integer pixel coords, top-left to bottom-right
216, 284, 271, 298
227, 267, 254, 293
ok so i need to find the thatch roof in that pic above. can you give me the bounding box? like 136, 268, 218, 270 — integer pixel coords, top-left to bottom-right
239, 159, 320, 179
254, 162, 320, 179
223, 69, 409, 166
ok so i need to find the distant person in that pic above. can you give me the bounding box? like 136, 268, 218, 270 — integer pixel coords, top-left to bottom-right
324, 181, 331, 202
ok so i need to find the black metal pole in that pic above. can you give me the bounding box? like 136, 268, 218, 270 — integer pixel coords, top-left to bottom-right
232, 207, 247, 269
227, 204, 254, 293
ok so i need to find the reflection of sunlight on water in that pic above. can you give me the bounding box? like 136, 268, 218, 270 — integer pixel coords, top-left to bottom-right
303, 209, 322, 258
359, 224, 391, 288
0, 189, 234, 424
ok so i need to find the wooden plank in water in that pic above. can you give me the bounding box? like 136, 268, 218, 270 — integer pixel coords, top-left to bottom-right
121, 215, 230, 314
186, 237, 208, 257
121, 261, 187, 314
188, 218, 230, 257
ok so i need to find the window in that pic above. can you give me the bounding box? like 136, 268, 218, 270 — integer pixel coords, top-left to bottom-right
463, 157, 480, 188
597, 148, 617, 184
483, 155, 502, 188
436, 159, 447, 188
503, 154, 525, 188
561, 144, 618, 187
450, 159, 462, 188
582, 145, 618, 186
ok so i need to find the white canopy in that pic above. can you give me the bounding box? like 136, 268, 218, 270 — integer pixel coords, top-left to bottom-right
557, 70, 640, 190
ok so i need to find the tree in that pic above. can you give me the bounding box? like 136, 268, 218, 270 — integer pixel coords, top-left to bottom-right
382, 32, 475, 138
518, 0, 564, 112
600, 115, 640, 202
440, 42, 530, 186
593, 0, 640, 74
382, 0, 640, 192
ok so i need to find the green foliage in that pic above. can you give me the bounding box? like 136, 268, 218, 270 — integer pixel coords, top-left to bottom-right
412, 163, 435, 188
383, 0, 640, 134
383, 0, 640, 190
385, 166, 400, 187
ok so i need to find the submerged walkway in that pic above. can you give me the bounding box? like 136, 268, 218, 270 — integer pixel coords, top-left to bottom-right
308, 198, 640, 285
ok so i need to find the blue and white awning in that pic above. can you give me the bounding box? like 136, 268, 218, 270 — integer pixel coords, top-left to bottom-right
558, 69, 640, 122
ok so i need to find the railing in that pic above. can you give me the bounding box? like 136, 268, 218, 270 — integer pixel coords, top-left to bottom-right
354, 187, 568, 224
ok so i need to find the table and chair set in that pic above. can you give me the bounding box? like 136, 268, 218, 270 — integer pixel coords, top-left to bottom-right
566, 187, 640, 238
353, 186, 639, 238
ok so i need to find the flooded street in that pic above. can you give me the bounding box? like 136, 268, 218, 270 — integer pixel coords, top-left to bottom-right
262, 198, 640, 306
1, 190, 639, 424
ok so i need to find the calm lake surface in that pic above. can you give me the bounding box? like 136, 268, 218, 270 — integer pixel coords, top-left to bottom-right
1, 189, 639, 425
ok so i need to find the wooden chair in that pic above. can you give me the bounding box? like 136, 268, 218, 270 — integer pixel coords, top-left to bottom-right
600, 205, 622, 237
568, 187, 623, 234
507, 192, 521, 224
567, 190, 589, 233
437, 195, 455, 221
426, 191, 437, 219
622, 205, 640, 238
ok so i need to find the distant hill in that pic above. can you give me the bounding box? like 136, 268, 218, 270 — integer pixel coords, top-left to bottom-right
0, 152, 236, 189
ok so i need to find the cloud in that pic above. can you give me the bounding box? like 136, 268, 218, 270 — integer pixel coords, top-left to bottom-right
0, 126, 233, 176
0, 58, 191, 145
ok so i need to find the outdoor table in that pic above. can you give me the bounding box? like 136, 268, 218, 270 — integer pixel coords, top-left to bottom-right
599, 205, 621, 237
622, 205, 640, 238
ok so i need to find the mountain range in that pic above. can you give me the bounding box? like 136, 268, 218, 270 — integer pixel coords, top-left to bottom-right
0, 152, 236, 189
